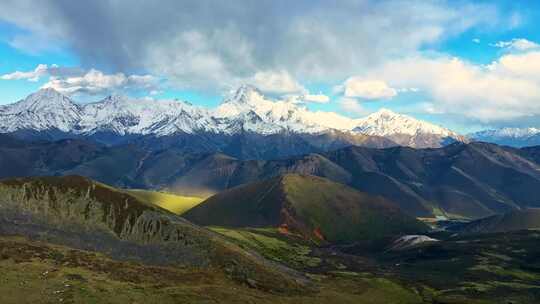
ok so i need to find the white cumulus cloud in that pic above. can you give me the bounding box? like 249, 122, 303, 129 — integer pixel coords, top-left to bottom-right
249, 70, 306, 96
2, 64, 160, 96
0, 0, 512, 91
339, 78, 398, 100
1, 64, 52, 82
351, 50, 540, 124
302, 93, 330, 104
42, 69, 159, 95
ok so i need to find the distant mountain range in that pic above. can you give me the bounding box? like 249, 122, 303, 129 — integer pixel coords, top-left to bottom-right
0, 86, 465, 152
469, 128, 540, 147
3, 86, 540, 221
4, 87, 540, 155
2, 133, 540, 220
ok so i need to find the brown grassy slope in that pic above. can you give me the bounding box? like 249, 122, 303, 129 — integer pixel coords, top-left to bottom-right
184, 174, 428, 243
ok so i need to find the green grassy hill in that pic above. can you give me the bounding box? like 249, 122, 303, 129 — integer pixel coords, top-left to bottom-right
184, 174, 428, 244
123, 189, 204, 215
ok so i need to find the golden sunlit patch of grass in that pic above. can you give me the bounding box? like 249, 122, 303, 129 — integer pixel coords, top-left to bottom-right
124, 189, 204, 215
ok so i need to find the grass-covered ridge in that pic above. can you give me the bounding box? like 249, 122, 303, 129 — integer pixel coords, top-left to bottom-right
280, 174, 428, 243
185, 174, 428, 244
209, 227, 322, 269
0, 175, 310, 293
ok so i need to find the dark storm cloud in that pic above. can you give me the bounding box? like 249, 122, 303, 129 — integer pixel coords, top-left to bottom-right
0, 0, 502, 91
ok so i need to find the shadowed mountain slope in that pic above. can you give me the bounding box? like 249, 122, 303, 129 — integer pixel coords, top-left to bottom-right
453, 208, 540, 234
176, 143, 540, 219
320, 142, 540, 218
2, 135, 540, 219
520, 145, 540, 164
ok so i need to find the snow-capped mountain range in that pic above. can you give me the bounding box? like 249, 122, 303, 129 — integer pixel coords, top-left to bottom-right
353, 109, 466, 148
0, 86, 464, 148
470, 128, 540, 147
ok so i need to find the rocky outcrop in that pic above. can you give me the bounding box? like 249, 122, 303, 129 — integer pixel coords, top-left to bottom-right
0, 176, 309, 293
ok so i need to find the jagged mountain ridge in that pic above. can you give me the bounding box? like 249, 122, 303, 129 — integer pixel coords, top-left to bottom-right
0, 86, 464, 148
0, 88, 222, 136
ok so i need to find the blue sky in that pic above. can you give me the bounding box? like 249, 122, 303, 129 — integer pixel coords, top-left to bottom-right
1, 0, 540, 133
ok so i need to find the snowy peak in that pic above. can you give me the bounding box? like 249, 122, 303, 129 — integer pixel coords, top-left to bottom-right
100, 94, 129, 105
0, 88, 81, 133
0, 87, 467, 148
352, 109, 464, 148
80, 95, 218, 135
215, 86, 333, 134
0, 89, 218, 136
9, 88, 79, 113
367, 108, 399, 119
29, 87, 68, 100
354, 108, 456, 137
223, 84, 264, 105
215, 85, 271, 119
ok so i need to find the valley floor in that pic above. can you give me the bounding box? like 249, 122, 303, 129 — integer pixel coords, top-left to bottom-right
1, 229, 540, 303
0, 235, 421, 304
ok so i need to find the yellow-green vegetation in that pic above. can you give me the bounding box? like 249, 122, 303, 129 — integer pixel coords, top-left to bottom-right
470, 264, 540, 281
124, 189, 204, 215
481, 252, 513, 262
210, 227, 322, 269
0, 236, 425, 304
431, 280, 540, 304
281, 174, 428, 242
351, 277, 423, 303
468, 252, 540, 282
